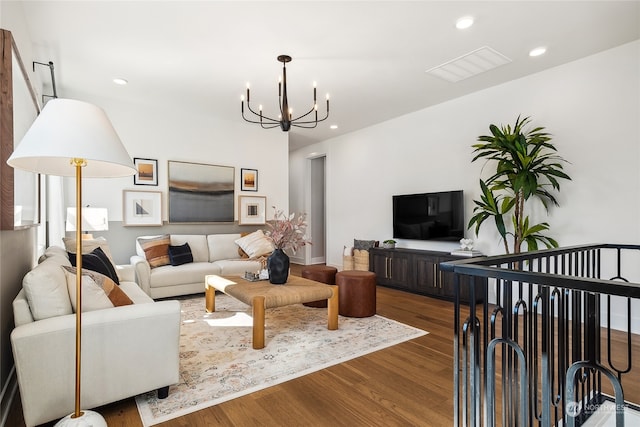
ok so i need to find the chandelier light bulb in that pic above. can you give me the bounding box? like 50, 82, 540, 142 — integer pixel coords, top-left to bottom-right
241, 95, 245, 101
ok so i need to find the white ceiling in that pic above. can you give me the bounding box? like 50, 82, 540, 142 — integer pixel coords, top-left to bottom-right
15, 1, 640, 151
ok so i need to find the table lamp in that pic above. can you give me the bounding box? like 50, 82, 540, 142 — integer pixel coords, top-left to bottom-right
7, 98, 136, 426
65, 207, 109, 239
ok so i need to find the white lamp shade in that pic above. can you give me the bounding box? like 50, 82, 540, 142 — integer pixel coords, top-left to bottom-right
66, 207, 109, 231
7, 98, 136, 177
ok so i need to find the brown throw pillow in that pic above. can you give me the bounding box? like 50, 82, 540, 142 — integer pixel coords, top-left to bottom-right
138, 234, 171, 268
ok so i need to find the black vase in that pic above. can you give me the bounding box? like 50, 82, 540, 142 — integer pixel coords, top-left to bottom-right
267, 248, 290, 284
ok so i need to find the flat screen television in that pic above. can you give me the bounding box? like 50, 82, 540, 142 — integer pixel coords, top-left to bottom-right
393, 190, 464, 241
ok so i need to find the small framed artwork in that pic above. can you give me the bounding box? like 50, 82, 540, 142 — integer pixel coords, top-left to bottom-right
123, 190, 163, 226
238, 195, 266, 225
241, 168, 258, 192
133, 158, 158, 186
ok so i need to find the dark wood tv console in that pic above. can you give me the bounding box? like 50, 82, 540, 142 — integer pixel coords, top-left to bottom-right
369, 247, 485, 303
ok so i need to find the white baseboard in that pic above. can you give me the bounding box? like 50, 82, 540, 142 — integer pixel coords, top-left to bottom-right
0, 366, 17, 427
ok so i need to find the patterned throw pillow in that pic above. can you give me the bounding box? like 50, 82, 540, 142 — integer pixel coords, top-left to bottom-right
235, 230, 274, 258
138, 234, 171, 268
354, 239, 377, 250
68, 246, 120, 285
168, 243, 194, 266
62, 266, 133, 312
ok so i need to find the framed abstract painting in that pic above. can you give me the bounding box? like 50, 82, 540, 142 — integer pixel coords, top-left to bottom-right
168, 160, 235, 223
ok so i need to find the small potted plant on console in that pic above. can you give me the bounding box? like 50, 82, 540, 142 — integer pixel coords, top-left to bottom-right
383, 239, 396, 249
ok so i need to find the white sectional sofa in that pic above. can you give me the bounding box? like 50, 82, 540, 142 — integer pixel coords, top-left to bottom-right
11, 245, 180, 427
130, 233, 268, 299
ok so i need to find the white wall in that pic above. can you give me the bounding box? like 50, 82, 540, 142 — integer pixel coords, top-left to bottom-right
291, 41, 640, 331
292, 40, 640, 269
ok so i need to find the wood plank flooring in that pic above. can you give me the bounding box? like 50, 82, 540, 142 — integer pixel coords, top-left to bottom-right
7, 265, 640, 426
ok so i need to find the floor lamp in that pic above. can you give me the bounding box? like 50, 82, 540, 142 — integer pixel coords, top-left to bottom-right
7, 98, 136, 426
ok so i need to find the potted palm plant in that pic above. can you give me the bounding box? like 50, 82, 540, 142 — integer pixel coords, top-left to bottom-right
468, 116, 571, 254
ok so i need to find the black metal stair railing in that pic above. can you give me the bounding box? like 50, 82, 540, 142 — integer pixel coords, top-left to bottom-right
440, 244, 640, 427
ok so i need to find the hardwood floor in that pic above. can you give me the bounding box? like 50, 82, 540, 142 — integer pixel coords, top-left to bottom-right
7, 265, 640, 426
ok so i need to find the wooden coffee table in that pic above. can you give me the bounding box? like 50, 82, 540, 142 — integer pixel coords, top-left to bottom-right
205, 274, 339, 349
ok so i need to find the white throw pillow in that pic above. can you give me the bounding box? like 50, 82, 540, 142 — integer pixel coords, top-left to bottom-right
23, 258, 73, 320
62, 236, 115, 263
234, 230, 274, 258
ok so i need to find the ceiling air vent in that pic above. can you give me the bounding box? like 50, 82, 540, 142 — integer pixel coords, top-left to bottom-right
426, 46, 512, 83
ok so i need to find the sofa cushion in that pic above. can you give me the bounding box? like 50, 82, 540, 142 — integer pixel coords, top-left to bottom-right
149, 262, 221, 288
138, 234, 171, 268
214, 259, 263, 276
207, 233, 243, 262
63, 236, 115, 263
234, 230, 274, 258
23, 257, 73, 321
168, 243, 193, 266
43, 245, 69, 260
68, 247, 120, 285
63, 266, 133, 312
169, 235, 208, 262
118, 281, 154, 304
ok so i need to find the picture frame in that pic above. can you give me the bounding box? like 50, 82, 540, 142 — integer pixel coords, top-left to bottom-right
241, 168, 258, 192
123, 190, 162, 226
168, 160, 235, 223
133, 158, 158, 186
238, 195, 266, 225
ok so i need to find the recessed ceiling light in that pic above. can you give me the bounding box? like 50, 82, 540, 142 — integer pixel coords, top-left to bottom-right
330, 125, 338, 130
113, 78, 128, 85
456, 16, 474, 30
529, 47, 547, 57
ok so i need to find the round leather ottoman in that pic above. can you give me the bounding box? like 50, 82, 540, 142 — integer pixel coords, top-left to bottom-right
301, 265, 338, 308
335, 270, 376, 317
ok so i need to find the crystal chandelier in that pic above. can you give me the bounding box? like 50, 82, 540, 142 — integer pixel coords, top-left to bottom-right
241, 55, 329, 131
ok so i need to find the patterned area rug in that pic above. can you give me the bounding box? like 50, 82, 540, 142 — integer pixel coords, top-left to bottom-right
135, 293, 428, 426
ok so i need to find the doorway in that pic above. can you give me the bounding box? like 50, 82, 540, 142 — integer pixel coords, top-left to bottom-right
309, 155, 326, 264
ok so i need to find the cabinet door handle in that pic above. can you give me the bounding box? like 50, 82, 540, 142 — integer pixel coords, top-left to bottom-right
384, 257, 389, 278
389, 258, 392, 278
433, 265, 437, 287
439, 270, 443, 288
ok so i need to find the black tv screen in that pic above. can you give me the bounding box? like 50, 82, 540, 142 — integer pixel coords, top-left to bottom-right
393, 190, 464, 241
